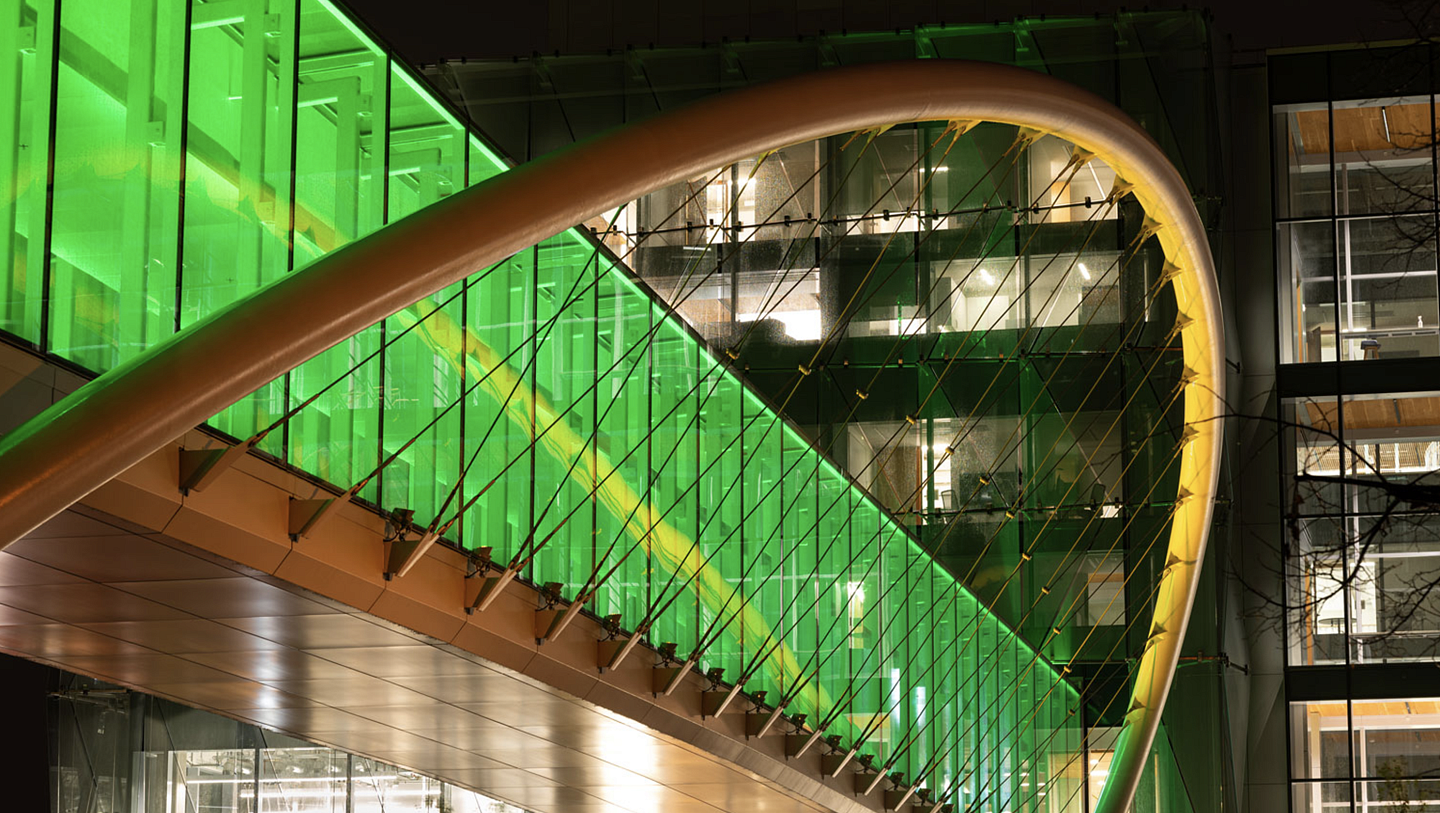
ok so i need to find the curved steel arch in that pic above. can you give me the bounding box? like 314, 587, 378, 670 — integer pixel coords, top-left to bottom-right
0, 60, 1221, 813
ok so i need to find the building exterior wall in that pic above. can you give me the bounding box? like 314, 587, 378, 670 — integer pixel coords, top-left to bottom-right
1269, 44, 1440, 813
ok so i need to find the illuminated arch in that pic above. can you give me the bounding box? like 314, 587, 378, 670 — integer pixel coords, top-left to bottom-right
0, 60, 1222, 813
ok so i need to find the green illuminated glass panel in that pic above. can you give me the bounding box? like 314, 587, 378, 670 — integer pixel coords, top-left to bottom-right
926, 561, 961, 793
48, 0, 184, 371
379, 289, 463, 522
741, 394, 784, 699
380, 62, 465, 521
814, 463, 853, 716
840, 495, 881, 745
385, 64, 462, 222
459, 251, 532, 563
530, 234, 598, 595
647, 315, 699, 655
589, 269, 650, 625
467, 134, 506, 187
779, 431, 818, 711
0, 0, 53, 345
288, 330, 381, 503
182, 0, 295, 447
872, 519, 910, 762
955, 589, 981, 802
975, 616, 1001, 797
904, 554, 935, 769
294, 0, 386, 266
286, 0, 387, 480
696, 354, 744, 680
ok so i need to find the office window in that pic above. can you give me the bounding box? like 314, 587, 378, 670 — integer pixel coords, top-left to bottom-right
1275, 93, 1440, 365
1286, 392, 1440, 665
1292, 698, 1440, 813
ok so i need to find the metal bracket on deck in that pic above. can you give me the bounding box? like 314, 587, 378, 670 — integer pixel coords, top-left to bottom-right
540, 576, 605, 643
601, 619, 649, 671
595, 614, 626, 670
781, 715, 811, 758
650, 643, 691, 695
532, 583, 566, 640
703, 671, 744, 718
659, 650, 699, 696
457, 547, 501, 614
749, 696, 789, 739
383, 510, 439, 580
860, 761, 892, 796
892, 780, 924, 810
288, 496, 336, 540
819, 739, 850, 776
790, 718, 830, 759
698, 668, 729, 717
179, 442, 254, 494
826, 743, 857, 777
465, 568, 517, 614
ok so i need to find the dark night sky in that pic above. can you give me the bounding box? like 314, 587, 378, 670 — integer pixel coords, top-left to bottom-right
341, 0, 1426, 67
342, 0, 549, 64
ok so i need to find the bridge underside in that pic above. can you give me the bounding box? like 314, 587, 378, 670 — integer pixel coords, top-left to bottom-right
0, 353, 879, 813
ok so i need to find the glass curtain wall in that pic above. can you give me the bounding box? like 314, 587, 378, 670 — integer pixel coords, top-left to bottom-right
1291, 698, 1440, 813
1285, 391, 1440, 666
51, 673, 530, 813
1274, 46, 1440, 813
616, 121, 1183, 681
1, 0, 1084, 808
1274, 48, 1440, 365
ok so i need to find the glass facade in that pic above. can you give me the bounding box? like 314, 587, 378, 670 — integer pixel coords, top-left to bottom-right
0, 0, 1109, 809
1285, 390, 1440, 666
1291, 698, 1440, 813
1274, 50, 1440, 365
1274, 46, 1440, 813
605, 129, 1189, 805
51, 672, 529, 813
431, 21, 1229, 812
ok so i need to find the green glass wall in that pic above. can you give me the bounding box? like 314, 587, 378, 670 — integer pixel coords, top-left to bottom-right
0, 0, 52, 345
0, 0, 1085, 808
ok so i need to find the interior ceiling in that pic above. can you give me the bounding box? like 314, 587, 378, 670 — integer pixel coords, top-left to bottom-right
1292, 103, 1432, 156
1304, 394, 1440, 431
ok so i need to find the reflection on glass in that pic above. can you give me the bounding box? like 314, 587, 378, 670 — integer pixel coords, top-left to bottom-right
1275, 95, 1440, 363
0, 0, 52, 345
1028, 136, 1118, 224
49, 0, 186, 372
1334, 216, 1439, 361
352, 758, 446, 813
1279, 221, 1337, 363
1085, 727, 1118, 810
1274, 102, 1333, 219
1287, 393, 1440, 665
1332, 97, 1435, 216
258, 747, 345, 812
1291, 780, 1350, 813
1291, 701, 1351, 780
139, 748, 530, 813
165, 749, 257, 813
1291, 699, 1440, 813
1352, 698, 1440, 779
